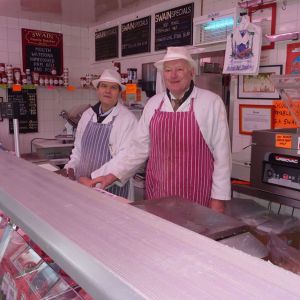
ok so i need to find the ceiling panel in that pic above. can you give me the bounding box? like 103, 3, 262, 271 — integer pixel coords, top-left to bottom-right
0, 0, 163, 27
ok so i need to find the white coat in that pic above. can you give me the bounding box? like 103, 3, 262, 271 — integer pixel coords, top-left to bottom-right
110, 86, 232, 201
65, 101, 138, 184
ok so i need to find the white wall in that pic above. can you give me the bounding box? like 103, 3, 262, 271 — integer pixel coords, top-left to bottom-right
0, 16, 98, 153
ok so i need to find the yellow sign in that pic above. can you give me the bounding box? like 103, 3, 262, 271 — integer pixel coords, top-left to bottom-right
126, 84, 137, 94
273, 100, 300, 128
275, 134, 292, 149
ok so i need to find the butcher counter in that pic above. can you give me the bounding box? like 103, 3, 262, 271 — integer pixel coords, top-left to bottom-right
0, 151, 300, 299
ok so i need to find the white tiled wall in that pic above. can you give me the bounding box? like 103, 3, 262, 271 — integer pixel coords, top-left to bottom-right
0, 16, 95, 153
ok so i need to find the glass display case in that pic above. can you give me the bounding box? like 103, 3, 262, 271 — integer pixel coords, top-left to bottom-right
0, 217, 88, 300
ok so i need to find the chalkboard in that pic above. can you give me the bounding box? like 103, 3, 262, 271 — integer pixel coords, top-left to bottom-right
95, 26, 118, 61
155, 3, 194, 51
22, 28, 63, 75
121, 16, 151, 56
8, 88, 38, 134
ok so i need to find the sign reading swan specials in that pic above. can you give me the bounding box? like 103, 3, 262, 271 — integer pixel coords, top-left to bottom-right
121, 16, 151, 56
155, 3, 194, 51
22, 28, 63, 75
95, 26, 118, 61
8, 87, 38, 134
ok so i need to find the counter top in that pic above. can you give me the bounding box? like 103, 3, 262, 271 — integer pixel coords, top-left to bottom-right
0, 151, 300, 299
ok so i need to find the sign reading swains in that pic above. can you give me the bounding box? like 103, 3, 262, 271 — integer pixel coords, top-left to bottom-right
121, 16, 151, 56
22, 28, 63, 75
95, 26, 118, 61
155, 3, 194, 51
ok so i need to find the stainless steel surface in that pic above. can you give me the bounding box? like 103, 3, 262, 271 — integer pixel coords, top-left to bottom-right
132, 197, 248, 240
13, 119, 20, 158
220, 232, 268, 259
1, 152, 300, 299
232, 184, 300, 209
250, 129, 300, 207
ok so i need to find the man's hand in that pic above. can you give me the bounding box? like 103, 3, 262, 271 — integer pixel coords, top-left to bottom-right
78, 176, 93, 187
210, 198, 225, 214
90, 173, 118, 189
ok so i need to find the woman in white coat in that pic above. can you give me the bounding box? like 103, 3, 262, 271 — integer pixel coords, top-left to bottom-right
64, 69, 137, 198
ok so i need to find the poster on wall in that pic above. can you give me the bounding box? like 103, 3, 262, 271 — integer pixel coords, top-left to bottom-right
155, 3, 194, 51
121, 16, 151, 57
22, 28, 63, 75
95, 26, 119, 61
286, 42, 300, 74
8, 87, 38, 134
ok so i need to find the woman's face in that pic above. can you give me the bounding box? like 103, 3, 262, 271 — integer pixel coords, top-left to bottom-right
97, 81, 121, 111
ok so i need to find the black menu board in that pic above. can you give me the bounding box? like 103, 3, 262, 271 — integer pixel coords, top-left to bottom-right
8, 88, 38, 134
22, 28, 63, 75
155, 3, 194, 51
121, 16, 151, 56
95, 26, 119, 61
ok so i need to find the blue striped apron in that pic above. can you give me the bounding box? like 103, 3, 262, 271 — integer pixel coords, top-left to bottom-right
76, 116, 129, 198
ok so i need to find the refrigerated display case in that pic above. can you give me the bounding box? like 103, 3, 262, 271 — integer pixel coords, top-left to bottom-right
0, 151, 300, 300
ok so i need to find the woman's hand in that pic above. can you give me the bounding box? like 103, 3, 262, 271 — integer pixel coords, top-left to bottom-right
90, 173, 118, 189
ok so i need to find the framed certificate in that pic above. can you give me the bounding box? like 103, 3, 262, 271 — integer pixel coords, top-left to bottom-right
239, 104, 274, 135
249, 3, 277, 50
237, 65, 282, 99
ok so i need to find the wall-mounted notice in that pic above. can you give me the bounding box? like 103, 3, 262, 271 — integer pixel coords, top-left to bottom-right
155, 3, 194, 51
121, 16, 151, 56
273, 100, 300, 129
95, 26, 118, 61
22, 28, 63, 75
8, 87, 38, 134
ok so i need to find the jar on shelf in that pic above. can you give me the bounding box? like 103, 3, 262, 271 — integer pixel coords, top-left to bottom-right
13, 68, 21, 84
58, 77, 64, 86
26, 69, 32, 84
32, 72, 39, 86
49, 76, 54, 86
0, 63, 5, 73
21, 73, 27, 85
53, 77, 59, 86
1, 73, 7, 84
80, 77, 87, 88
39, 75, 44, 86
44, 75, 49, 86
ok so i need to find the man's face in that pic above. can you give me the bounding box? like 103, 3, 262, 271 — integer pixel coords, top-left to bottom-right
97, 81, 120, 110
163, 59, 194, 98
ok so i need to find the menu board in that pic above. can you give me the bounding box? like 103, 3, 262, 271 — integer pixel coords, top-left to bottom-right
22, 28, 63, 75
155, 3, 194, 51
8, 88, 38, 134
121, 16, 151, 56
95, 26, 118, 61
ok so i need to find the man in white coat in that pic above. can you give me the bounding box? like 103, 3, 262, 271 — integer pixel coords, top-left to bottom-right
90, 47, 232, 212
63, 69, 137, 198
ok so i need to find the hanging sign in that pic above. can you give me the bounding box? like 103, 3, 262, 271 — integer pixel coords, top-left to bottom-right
22, 28, 63, 75
95, 26, 119, 61
121, 16, 151, 56
155, 3, 194, 51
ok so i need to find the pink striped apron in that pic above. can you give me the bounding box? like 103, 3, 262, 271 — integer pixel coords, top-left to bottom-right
145, 98, 214, 207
